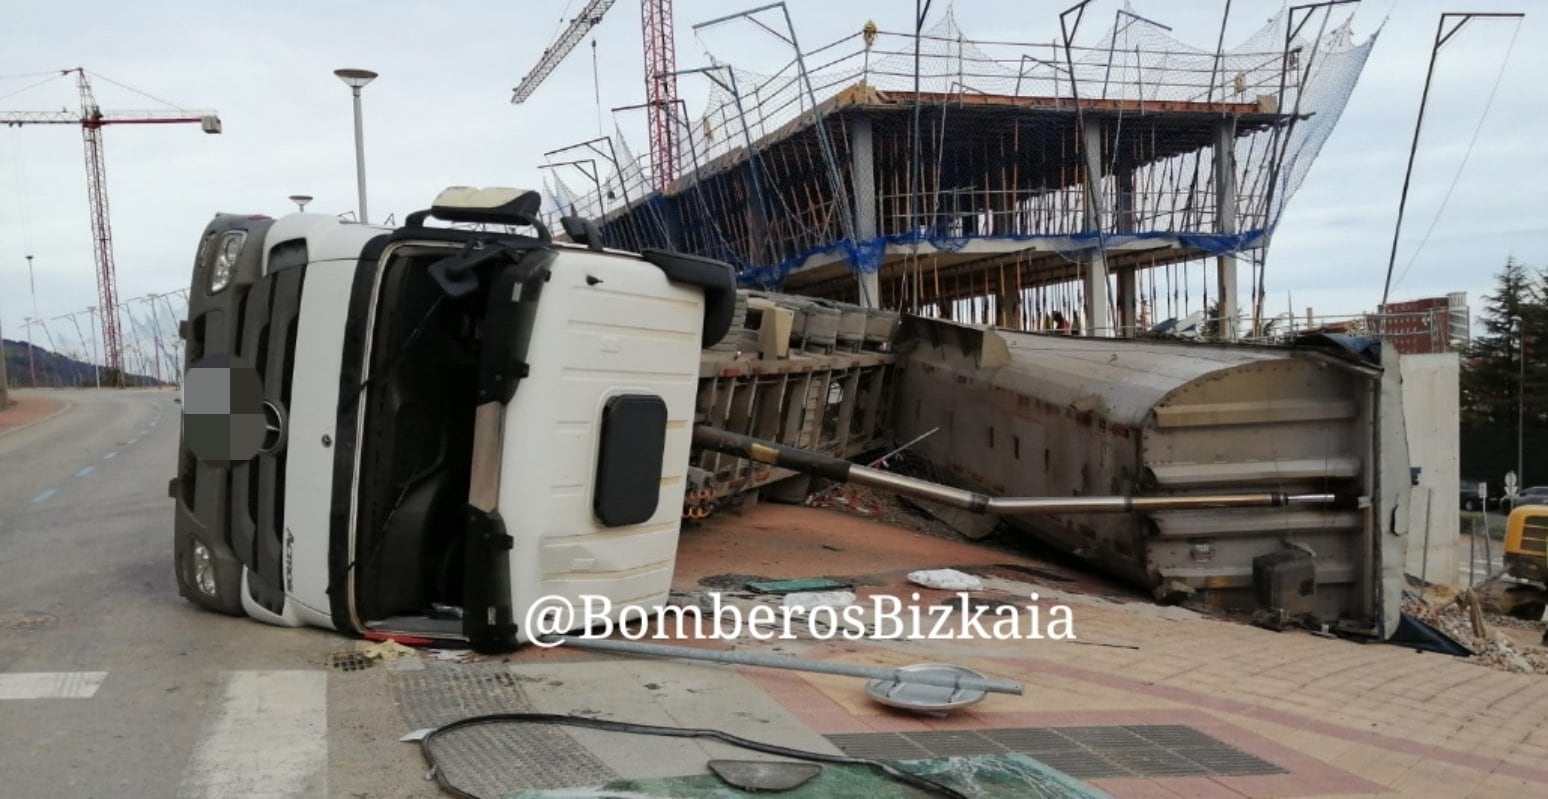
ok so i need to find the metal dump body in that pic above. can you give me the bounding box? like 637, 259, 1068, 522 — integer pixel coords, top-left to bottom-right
687, 292, 898, 512
896, 318, 1410, 637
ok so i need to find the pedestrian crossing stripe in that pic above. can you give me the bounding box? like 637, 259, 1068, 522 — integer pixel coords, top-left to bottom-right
0, 671, 107, 699
177, 670, 328, 799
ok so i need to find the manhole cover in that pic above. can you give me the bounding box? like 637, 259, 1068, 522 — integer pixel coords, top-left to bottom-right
391, 664, 615, 792
0, 611, 59, 632
326, 651, 375, 672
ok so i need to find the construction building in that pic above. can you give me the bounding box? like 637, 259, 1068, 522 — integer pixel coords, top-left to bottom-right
540, 8, 1373, 340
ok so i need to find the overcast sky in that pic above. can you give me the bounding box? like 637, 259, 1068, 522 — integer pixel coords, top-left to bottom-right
0, 0, 1542, 343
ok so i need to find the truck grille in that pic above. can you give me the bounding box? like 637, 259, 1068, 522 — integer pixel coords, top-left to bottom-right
229, 265, 306, 591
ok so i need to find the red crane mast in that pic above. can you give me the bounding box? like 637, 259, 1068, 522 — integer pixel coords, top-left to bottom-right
512, 1, 678, 188
1, 68, 220, 378
640, 0, 678, 184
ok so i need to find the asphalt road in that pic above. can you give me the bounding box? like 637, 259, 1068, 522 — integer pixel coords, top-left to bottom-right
0, 389, 435, 799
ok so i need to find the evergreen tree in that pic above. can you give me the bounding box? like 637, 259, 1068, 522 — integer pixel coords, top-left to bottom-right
1460, 257, 1548, 427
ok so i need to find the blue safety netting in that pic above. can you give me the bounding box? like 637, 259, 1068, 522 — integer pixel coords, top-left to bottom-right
727, 228, 1271, 288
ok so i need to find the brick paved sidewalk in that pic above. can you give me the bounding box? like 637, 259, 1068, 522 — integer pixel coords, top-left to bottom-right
676, 504, 1548, 799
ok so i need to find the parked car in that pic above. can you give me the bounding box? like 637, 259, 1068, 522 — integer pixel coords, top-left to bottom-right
1501, 486, 1548, 512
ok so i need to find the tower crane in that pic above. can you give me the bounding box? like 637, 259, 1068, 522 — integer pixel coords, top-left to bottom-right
1, 68, 220, 378
512, 0, 677, 189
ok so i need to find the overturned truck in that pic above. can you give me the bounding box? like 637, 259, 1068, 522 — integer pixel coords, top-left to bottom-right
171, 187, 1409, 650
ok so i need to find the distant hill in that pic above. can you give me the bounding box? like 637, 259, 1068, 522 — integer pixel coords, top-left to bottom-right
1, 338, 165, 388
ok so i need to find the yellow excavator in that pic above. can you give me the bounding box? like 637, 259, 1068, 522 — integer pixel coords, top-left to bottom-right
1495, 505, 1548, 637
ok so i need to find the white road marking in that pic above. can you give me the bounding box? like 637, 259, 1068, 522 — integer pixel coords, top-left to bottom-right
177, 670, 328, 799
30, 488, 57, 504
0, 671, 107, 700
126, 437, 140, 446
75, 466, 95, 478
103, 452, 117, 460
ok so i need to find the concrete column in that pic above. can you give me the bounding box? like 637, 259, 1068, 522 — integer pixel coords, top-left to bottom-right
1080, 122, 1112, 337
1116, 269, 1138, 337
998, 277, 1022, 330
1115, 168, 1136, 233
1115, 169, 1137, 336
743, 168, 769, 260
850, 116, 880, 309
1214, 118, 1239, 341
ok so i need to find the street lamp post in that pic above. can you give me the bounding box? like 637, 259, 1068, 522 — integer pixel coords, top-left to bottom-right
333, 68, 377, 224
1515, 314, 1525, 487
85, 306, 101, 389
0, 305, 8, 403
25, 255, 38, 388
288, 194, 313, 213
23, 318, 37, 387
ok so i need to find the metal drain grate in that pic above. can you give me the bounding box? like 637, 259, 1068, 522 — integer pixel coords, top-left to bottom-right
827, 724, 1285, 779
391, 663, 616, 794
325, 651, 375, 672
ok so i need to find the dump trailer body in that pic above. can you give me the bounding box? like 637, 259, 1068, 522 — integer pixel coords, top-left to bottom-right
896, 318, 1410, 637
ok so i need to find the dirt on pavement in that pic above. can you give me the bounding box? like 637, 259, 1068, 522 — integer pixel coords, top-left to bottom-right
0, 394, 68, 436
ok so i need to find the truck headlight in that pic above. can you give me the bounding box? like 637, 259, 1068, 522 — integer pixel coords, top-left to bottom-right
192, 541, 218, 597
207, 231, 247, 293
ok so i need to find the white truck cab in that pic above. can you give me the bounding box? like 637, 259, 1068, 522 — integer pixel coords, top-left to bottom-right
171, 188, 734, 651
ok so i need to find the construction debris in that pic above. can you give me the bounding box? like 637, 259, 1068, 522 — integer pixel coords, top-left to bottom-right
426, 649, 478, 663
805, 483, 963, 540
708, 760, 822, 792
1455, 589, 1489, 640
360, 639, 419, 662
806, 483, 891, 518
908, 569, 984, 591
747, 577, 852, 595
1402, 594, 1548, 674
783, 591, 856, 611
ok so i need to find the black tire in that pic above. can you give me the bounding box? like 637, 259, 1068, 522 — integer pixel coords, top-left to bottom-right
1463, 497, 1480, 512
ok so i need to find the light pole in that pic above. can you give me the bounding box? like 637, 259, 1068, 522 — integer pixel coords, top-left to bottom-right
131, 295, 164, 387
334, 68, 377, 224
0, 304, 7, 404
25, 254, 37, 388
1514, 314, 1525, 486
288, 194, 313, 213
54, 312, 88, 386
154, 292, 186, 385
85, 306, 101, 389
23, 318, 37, 387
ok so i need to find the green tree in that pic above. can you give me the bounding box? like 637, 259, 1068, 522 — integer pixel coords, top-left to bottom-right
1460, 257, 1548, 427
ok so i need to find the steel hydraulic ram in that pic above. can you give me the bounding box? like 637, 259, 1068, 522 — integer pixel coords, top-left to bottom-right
690, 426, 1340, 515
